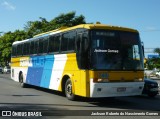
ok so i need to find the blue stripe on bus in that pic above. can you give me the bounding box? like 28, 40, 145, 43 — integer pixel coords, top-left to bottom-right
26, 56, 44, 86
26, 67, 43, 86
40, 55, 54, 88
26, 55, 54, 88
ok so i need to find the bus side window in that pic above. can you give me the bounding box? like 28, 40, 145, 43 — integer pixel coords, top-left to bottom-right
38, 37, 49, 54
49, 35, 60, 53
34, 40, 39, 54
39, 38, 43, 54
61, 31, 75, 52
133, 45, 140, 60
61, 33, 69, 51
76, 32, 89, 53
81, 32, 89, 69
76, 32, 89, 69
23, 43, 26, 55
12, 45, 17, 57
54, 35, 60, 53
30, 41, 34, 54
48, 35, 54, 53
76, 33, 81, 68
17, 44, 22, 56
26, 42, 30, 55
82, 33, 89, 52
23, 42, 30, 55
68, 31, 76, 51
43, 37, 49, 53
76, 34, 81, 52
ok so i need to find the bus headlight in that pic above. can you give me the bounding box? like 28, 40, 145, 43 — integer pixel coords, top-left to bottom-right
93, 78, 109, 83
134, 78, 143, 82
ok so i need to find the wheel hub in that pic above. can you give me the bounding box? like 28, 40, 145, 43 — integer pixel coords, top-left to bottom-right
67, 84, 72, 95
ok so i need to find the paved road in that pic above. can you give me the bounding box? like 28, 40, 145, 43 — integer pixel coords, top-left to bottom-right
0, 74, 160, 119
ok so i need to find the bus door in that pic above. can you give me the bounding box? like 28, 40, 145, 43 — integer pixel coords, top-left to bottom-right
76, 32, 89, 69
76, 32, 90, 97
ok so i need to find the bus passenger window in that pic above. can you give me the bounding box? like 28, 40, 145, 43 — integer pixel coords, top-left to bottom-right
61, 33, 68, 51
12, 45, 17, 56
49, 35, 60, 53
23, 43, 26, 55
39, 39, 43, 54
34, 40, 39, 54
38, 37, 48, 54
30, 41, 34, 54
17, 44, 22, 56
43, 38, 48, 53
23, 42, 30, 55
54, 36, 60, 52
48, 36, 54, 53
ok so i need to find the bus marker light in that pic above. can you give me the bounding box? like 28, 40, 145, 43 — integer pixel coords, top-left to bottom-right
93, 78, 109, 83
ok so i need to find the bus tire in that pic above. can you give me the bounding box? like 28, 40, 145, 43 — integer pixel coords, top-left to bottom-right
19, 72, 27, 88
65, 78, 76, 100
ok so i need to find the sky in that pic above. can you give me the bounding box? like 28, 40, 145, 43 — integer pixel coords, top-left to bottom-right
0, 0, 160, 57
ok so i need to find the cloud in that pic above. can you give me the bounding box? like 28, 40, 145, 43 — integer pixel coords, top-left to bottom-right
1, 1, 16, 10
146, 26, 157, 31
140, 26, 160, 32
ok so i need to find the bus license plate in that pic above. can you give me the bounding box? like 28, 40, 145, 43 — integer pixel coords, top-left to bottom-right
117, 87, 126, 92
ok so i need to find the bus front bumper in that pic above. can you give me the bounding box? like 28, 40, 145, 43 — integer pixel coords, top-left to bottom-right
90, 79, 144, 97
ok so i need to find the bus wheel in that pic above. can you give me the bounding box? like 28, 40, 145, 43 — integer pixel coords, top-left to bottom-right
65, 78, 76, 100
19, 73, 26, 88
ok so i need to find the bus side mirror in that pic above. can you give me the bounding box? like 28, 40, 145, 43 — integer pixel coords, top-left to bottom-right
141, 42, 144, 57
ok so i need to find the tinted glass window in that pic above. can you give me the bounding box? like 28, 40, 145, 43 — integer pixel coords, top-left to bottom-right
12, 45, 17, 56
90, 30, 143, 70
39, 38, 43, 54
30, 41, 34, 54
68, 31, 76, 51
61, 33, 68, 51
26, 42, 30, 55
39, 37, 49, 54
48, 36, 54, 53
61, 31, 76, 52
43, 37, 49, 53
34, 40, 39, 54
23, 43, 27, 55
54, 36, 60, 52
17, 44, 23, 56
23, 42, 30, 55
49, 35, 60, 53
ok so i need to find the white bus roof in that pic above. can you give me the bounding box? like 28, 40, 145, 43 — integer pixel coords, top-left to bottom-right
12, 39, 30, 45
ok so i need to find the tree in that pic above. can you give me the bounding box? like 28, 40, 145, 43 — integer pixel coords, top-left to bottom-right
154, 48, 160, 55
0, 30, 27, 66
24, 11, 86, 37
0, 11, 87, 66
146, 58, 160, 70
146, 47, 160, 69
50, 11, 85, 29
24, 17, 49, 37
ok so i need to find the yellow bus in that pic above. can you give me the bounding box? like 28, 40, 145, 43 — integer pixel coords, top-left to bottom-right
11, 23, 144, 100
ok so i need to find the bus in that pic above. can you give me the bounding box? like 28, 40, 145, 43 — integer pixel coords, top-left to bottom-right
11, 23, 144, 100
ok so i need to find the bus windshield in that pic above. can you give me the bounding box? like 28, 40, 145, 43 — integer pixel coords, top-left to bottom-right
90, 30, 144, 70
